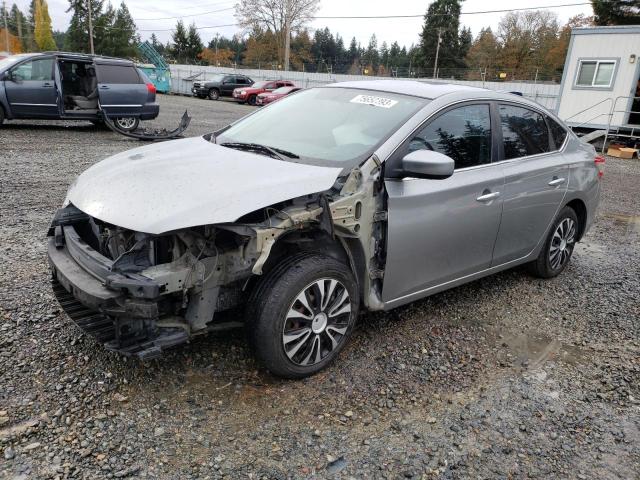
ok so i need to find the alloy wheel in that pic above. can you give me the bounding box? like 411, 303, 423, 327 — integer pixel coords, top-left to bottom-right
115, 117, 136, 130
549, 218, 576, 270
282, 278, 352, 366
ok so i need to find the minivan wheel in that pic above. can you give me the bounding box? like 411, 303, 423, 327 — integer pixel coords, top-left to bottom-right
114, 117, 140, 132
528, 206, 578, 279
246, 253, 358, 379
208, 88, 219, 100
247, 95, 257, 106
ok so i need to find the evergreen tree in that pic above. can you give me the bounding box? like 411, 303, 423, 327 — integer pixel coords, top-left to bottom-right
170, 20, 189, 63
65, 0, 104, 53
34, 0, 56, 51
591, 0, 640, 25
418, 0, 463, 75
110, 2, 137, 57
186, 22, 203, 63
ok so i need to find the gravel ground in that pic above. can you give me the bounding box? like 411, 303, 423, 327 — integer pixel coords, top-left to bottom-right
0, 94, 639, 479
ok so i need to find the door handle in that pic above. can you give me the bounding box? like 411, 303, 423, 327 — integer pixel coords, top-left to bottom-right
42, 82, 54, 88
548, 177, 566, 187
476, 191, 501, 202
99, 85, 109, 90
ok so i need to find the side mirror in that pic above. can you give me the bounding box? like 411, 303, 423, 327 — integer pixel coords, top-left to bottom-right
2, 71, 15, 82
401, 150, 454, 179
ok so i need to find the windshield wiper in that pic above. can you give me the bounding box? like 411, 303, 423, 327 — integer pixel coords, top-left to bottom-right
220, 142, 299, 161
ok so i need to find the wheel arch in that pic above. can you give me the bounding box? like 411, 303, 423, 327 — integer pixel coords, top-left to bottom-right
564, 198, 588, 241
258, 228, 367, 303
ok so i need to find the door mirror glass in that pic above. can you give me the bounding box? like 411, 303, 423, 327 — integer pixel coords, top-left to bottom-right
401, 150, 454, 179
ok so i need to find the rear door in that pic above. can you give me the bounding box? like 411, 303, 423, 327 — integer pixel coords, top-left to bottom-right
491, 103, 569, 265
4, 56, 59, 118
94, 61, 147, 118
383, 103, 504, 303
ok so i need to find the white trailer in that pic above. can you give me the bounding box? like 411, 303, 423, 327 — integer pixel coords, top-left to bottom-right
556, 25, 640, 139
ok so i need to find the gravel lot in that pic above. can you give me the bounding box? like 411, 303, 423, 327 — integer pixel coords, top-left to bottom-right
1, 94, 639, 479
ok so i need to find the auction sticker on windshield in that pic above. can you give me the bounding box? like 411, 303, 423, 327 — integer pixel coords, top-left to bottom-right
350, 94, 398, 109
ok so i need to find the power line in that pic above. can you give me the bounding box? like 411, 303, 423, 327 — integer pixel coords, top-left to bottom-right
314, 2, 592, 19
133, 6, 235, 22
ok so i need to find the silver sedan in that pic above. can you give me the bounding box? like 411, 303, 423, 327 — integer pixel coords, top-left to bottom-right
47, 81, 603, 378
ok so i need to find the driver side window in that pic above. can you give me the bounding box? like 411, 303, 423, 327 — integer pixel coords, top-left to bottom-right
11, 58, 54, 81
409, 104, 492, 169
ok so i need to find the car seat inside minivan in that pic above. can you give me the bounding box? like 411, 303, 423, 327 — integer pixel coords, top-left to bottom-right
59, 60, 98, 113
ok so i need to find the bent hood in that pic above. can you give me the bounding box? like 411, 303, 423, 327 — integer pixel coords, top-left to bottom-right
66, 136, 343, 234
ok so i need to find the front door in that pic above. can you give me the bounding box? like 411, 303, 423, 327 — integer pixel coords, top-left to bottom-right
95, 62, 147, 118
220, 75, 238, 95
491, 104, 568, 265
5, 56, 59, 118
383, 103, 504, 303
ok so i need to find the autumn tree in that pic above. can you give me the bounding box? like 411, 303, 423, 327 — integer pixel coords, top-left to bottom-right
465, 27, 500, 78
34, 0, 56, 51
0, 28, 22, 53
199, 47, 234, 66
235, 0, 320, 70
243, 28, 279, 67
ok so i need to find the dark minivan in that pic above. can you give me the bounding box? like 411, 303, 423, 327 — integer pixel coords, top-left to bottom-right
0, 52, 159, 131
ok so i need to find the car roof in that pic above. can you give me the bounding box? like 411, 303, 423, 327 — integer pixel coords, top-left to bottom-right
326, 80, 488, 100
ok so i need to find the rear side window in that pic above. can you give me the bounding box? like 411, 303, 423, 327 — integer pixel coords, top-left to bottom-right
408, 104, 492, 169
499, 105, 551, 159
236, 76, 249, 85
547, 116, 568, 149
96, 64, 141, 84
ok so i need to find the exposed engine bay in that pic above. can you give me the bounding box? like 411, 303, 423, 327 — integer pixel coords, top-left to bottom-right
48, 155, 386, 359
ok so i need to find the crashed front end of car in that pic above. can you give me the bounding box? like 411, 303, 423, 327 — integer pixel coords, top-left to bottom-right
47, 138, 385, 360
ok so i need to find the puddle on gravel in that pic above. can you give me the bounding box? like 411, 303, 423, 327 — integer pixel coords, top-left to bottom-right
490, 330, 586, 368
603, 213, 640, 238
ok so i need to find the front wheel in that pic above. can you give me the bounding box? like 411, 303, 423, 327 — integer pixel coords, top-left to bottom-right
208, 88, 219, 100
246, 254, 359, 378
528, 206, 579, 278
247, 95, 257, 106
114, 117, 140, 132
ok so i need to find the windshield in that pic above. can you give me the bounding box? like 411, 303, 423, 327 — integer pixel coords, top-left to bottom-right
218, 87, 426, 167
209, 74, 224, 82
0, 54, 32, 72
251, 81, 270, 89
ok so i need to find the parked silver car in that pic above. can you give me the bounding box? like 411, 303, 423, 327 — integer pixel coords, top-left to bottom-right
47, 81, 603, 378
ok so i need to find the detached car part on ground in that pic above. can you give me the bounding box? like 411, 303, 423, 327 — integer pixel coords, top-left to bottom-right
47, 81, 603, 378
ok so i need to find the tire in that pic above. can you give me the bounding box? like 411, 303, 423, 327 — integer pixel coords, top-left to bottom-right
528, 206, 579, 279
208, 88, 219, 100
247, 95, 257, 106
114, 117, 140, 132
246, 253, 359, 379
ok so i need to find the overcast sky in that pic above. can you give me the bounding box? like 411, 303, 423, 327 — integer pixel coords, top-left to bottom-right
13, 0, 594, 49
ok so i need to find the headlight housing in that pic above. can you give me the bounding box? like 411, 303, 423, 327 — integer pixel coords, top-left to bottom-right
240, 90, 246, 95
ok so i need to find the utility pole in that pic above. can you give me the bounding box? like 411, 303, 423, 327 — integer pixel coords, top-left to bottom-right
214, 33, 219, 66
2, 0, 10, 54
87, 0, 95, 55
283, 0, 291, 71
433, 28, 442, 79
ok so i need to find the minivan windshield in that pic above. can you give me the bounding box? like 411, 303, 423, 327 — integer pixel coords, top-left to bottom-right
217, 88, 426, 167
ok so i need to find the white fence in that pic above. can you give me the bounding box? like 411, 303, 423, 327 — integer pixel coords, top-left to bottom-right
169, 64, 561, 111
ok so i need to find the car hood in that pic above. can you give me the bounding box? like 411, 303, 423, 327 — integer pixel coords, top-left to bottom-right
66, 136, 343, 234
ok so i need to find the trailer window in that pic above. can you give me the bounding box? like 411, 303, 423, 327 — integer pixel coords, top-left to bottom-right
575, 60, 616, 88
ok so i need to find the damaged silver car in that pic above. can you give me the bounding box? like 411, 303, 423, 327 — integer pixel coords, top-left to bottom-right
48, 81, 602, 378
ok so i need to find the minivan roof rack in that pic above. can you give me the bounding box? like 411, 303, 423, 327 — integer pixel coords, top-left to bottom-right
42, 51, 133, 62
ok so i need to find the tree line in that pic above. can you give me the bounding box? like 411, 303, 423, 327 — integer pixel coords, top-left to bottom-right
2, 0, 639, 83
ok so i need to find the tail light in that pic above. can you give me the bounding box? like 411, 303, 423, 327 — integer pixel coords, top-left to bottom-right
146, 82, 157, 95
594, 155, 605, 178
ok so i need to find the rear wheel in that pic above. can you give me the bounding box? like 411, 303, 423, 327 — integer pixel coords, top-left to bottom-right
246, 253, 358, 379
208, 88, 219, 100
247, 95, 257, 106
114, 117, 140, 132
528, 206, 578, 278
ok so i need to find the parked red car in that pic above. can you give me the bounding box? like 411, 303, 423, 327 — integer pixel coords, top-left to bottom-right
232, 80, 295, 105
256, 86, 303, 106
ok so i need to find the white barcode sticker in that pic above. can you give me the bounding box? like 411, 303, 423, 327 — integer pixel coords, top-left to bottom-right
350, 94, 398, 108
